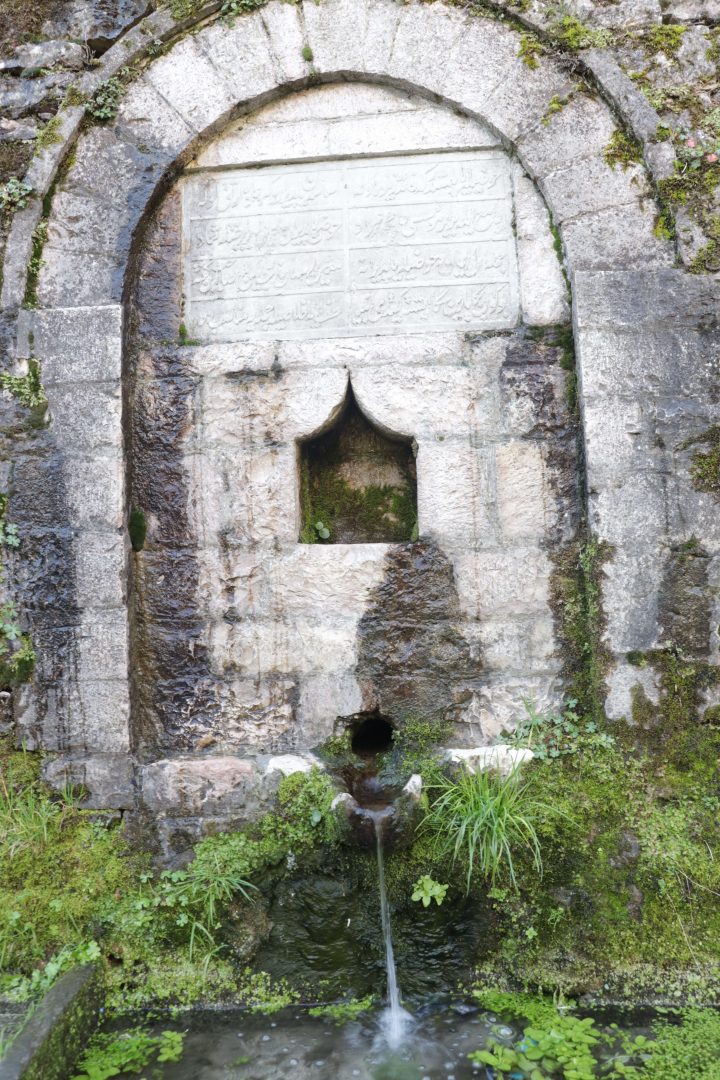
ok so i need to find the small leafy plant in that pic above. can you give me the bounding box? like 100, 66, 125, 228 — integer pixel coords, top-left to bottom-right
509, 699, 615, 760
411, 875, 448, 908
314, 520, 330, 540
0, 178, 34, 214
72, 1027, 184, 1079
86, 71, 129, 122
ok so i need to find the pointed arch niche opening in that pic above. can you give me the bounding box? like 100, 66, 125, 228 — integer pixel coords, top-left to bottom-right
298, 384, 418, 545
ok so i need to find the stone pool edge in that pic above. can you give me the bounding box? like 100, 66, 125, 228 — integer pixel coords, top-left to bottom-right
0, 964, 101, 1080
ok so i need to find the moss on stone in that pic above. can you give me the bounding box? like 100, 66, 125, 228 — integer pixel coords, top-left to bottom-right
603, 130, 642, 171
681, 425, 720, 495
517, 32, 543, 69
34, 115, 64, 154
643, 24, 687, 59
169, 0, 206, 18
541, 94, 570, 126
128, 507, 147, 552
690, 231, 720, 274
658, 162, 719, 208
551, 15, 613, 51
551, 534, 612, 721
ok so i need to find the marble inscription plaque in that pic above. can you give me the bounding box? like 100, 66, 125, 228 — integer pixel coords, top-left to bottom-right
182, 151, 519, 340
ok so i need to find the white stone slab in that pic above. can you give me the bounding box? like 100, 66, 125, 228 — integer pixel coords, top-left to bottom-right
182, 150, 520, 341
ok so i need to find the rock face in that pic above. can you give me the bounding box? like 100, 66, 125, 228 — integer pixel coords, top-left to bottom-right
1, 0, 718, 843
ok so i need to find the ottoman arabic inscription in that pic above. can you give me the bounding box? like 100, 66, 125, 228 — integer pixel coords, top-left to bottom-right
182, 150, 519, 340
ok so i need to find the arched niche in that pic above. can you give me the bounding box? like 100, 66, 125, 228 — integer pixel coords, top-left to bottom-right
299, 385, 418, 546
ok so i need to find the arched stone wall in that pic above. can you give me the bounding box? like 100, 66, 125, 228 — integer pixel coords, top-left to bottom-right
4, 0, 719, 825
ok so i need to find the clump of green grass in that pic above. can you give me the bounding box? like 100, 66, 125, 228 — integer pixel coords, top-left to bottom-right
420, 765, 547, 893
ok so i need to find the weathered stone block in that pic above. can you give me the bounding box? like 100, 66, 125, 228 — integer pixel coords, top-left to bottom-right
562, 205, 674, 271
46, 381, 122, 454
518, 94, 618, 180
192, 12, 279, 109
454, 549, 552, 619
495, 441, 551, 542
75, 533, 127, 610
37, 247, 123, 307
601, 548, 665, 653
75, 611, 129, 683
140, 756, 267, 816
261, 1, 307, 83
304, 0, 371, 73
441, 18, 524, 118
541, 154, 651, 223
416, 442, 498, 550
43, 751, 133, 808
115, 79, 195, 156
386, 4, 467, 95
18, 306, 122, 386
143, 36, 240, 136
64, 455, 125, 531
363, 0, 402, 74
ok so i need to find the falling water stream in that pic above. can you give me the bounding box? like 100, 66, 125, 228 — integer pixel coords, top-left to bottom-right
371, 809, 411, 1050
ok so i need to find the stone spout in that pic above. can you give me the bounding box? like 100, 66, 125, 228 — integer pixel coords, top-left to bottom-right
332, 774, 423, 850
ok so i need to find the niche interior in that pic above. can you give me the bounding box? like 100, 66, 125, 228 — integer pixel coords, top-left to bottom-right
299, 387, 418, 545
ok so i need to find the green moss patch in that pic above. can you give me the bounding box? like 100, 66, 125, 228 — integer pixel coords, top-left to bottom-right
551, 534, 612, 722
680, 426, 720, 492
604, 131, 643, 171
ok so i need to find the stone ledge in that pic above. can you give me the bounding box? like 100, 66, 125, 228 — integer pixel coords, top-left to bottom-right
0, 964, 101, 1080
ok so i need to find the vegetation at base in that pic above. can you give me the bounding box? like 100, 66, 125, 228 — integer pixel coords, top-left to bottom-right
469, 992, 720, 1079
509, 700, 615, 761
72, 1027, 184, 1080
420, 764, 547, 894
471, 728, 720, 1002
0, 496, 35, 688
470, 991, 639, 1079
604, 131, 642, 171
0, 746, 342, 1022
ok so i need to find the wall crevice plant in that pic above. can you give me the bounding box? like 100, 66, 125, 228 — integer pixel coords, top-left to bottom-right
419, 764, 551, 894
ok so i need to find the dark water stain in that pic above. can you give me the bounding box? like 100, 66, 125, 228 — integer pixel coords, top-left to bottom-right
2, 412, 87, 751
253, 865, 490, 999
126, 189, 219, 755
353, 540, 482, 730
659, 541, 711, 660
